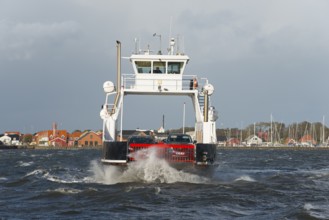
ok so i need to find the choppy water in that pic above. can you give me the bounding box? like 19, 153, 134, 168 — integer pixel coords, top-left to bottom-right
1, 148, 329, 219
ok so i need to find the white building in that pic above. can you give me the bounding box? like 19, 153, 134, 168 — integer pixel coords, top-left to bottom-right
245, 135, 263, 146
0, 135, 11, 145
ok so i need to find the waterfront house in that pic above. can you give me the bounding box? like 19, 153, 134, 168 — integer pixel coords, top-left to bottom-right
68, 130, 83, 147
157, 126, 165, 133
217, 136, 227, 146
50, 137, 67, 147
257, 131, 269, 142
0, 134, 11, 145
284, 138, 298, 146
35, 129, 68, 146
245, 135, 263, 146
299, 135, 316, 147
77, 131, 102, 147
227, 138, 241, 147
4, 132, 21, 145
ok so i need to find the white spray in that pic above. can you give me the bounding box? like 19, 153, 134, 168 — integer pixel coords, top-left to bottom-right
90, 147, 208, 185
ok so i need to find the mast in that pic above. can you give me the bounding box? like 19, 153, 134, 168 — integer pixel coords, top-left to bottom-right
322, 116, 325, 144
183, 102, 186, 134
270, 114, 273, 144
240, 122, 243, 145
153, 33, 162, 54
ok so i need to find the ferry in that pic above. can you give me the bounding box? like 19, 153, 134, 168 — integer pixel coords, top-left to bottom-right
100, 37, 219, 173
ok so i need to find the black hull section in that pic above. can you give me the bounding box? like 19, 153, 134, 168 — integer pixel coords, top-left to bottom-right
195, 143, 217, 165
102, 141, 128, 163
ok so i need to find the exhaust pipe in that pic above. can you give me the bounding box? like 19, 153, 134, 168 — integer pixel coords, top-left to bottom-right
110, 41, 121, 116
204, 91, 209, 122
116, 40, 121, 93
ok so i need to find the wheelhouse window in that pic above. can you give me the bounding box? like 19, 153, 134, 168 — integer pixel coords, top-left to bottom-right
135, 61, 151, 74
153, 61, 166, 74
168, 62, 183, 74
135, 60, 184, 74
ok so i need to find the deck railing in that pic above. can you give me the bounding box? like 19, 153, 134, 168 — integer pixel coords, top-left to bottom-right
104, 104, 116, 115
122, 74, 205, 92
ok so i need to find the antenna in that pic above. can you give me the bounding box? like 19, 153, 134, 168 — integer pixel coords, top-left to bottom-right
134, 38, 138, 54
168, 16, 173, 53
169, 16, 173, 41
153, 33, 162, 54
177, 34, 180, 54
139, 36, 142, 53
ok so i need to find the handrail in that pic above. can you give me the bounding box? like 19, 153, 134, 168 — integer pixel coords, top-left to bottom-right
122, 74, 208, 92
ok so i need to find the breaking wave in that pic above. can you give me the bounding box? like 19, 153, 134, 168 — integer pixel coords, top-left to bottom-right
90, 148, 208, 185
234, 175, 256, 182
18, 161, 34, 167
47, 187, 82, 195
304, 203, 329, 219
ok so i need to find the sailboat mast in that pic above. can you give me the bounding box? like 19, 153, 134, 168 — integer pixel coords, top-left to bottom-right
270, 114, 273, 144
323, 116, 325, 144
183, 102, 186, 134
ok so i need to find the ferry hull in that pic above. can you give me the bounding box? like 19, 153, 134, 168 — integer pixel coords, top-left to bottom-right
101, 141, 217, 175
102, 141, 128, 164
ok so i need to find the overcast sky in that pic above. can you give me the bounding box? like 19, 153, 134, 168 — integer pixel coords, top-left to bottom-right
1, 0, 329, 133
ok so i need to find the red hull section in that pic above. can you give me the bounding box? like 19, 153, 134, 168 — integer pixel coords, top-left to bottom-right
128, 143, 195, 163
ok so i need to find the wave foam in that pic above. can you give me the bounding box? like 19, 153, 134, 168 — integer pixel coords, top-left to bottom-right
90, 148, 208, 185
0, 177, 8, 181
304, 203, 329, 219
48, 187, 82, 194
43, 172, 85, 184
25, 169, 48, 177
18, 161, 34, 167
234, 175, 256, 182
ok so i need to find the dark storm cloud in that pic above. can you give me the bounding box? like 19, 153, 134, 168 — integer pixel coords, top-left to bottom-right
0, 20, 81, 61
0, 0, 329, 133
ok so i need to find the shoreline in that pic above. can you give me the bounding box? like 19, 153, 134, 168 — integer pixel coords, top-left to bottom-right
3, 145, 328, 151
218, 146, 329, 150
13, 145, 103, 150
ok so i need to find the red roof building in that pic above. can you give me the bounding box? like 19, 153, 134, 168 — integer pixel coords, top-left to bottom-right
226, 138, 241, 147
300, 135, 317, 146
35, 128, 68, 147
68, 130, 83, 147
50, 137, 67, 147
77, 131, 102, 147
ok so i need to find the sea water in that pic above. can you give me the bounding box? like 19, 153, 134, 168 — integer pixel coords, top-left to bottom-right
1, 148, 329, 219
